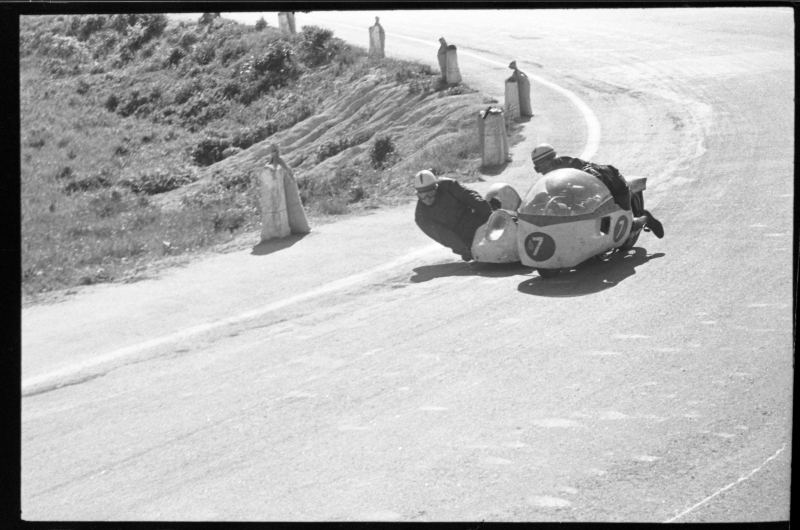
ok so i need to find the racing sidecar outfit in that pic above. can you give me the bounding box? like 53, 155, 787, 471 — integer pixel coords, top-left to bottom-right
415, 178, 493, 257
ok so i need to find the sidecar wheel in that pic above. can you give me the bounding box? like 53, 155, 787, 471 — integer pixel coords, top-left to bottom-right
537, 268, 560, 278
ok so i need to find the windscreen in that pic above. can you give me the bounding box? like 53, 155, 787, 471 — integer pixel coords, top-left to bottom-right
520, 168, 611, 216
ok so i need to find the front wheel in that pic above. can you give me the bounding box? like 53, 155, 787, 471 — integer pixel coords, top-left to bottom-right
537, 267, 560, 278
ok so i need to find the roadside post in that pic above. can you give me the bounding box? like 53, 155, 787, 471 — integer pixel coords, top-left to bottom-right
505, 78, 521, 119
369, 17, 385, 59
445, 45, 462, 85
278, 12, 296, 35
260, 164, 291, 241
477, 107, 509, 167
437, 38, 448, 82
509, 61, 532, 117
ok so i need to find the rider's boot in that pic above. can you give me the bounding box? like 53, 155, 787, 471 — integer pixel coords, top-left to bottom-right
641, 209, 664, 238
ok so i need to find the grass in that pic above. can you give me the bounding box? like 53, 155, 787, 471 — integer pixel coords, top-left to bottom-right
20, 13, 519, 303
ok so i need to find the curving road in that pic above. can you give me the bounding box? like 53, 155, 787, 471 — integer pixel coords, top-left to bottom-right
21, 9, 793, 522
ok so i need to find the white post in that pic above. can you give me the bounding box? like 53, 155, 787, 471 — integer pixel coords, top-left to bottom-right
445, 45, 462, 85
278, 12, 296, 35
369, 17, 385, 59
437, 38, 448, 82
478, 107, 508, 167
504, 79, 521, 120
260, 165, 290, 241
509, 61, 533, 117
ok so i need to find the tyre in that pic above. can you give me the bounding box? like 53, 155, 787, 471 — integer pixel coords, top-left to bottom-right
620, 192, 644, 251
537, 267, 560, 278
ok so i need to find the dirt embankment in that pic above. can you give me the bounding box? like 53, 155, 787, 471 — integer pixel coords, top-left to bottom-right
158, 73, 491, 208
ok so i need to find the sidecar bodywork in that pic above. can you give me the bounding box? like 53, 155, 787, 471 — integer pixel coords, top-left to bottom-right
517, 168, 638, 269
471, 183, 522, 263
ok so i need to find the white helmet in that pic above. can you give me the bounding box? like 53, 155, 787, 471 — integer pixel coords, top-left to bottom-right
531, 143, 556, 163
414, 170, 437, 192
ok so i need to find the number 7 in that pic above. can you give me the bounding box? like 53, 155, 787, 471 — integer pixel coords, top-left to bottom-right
528, 236, 544, 256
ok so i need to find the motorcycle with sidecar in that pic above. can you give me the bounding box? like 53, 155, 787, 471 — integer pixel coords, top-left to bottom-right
471, 167, 648, 277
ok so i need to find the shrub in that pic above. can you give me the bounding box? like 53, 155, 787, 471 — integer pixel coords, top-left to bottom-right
192, 41, 215, 65
299, 25, 337, 67
219, 41, 246, 65
212, 208, 247, 232
198, 13, 220, 26
369, 135, 395, 169
165, 46, 185, 67
104, 93, 119, 112
173, 80, 198, 104
178, 31, 199, 49
54, 166, 74, 180
115, 89, 149, 117
63, 173, 112, 194
191, 136, 231, 166
119, 168, 197, 195
231, 123, 276, 149
255, 17, 267, 31
76, 78, 90, 94
66, 15, 107, 42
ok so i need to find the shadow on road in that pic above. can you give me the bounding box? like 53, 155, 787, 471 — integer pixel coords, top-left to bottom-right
517, 247, 665, 297
410, 261, 531, 283
250, 233, 308, 256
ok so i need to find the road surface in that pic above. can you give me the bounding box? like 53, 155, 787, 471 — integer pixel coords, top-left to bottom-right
22, 8, 793, 522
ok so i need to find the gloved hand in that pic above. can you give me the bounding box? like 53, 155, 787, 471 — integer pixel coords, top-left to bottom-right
460, 249, 474, 262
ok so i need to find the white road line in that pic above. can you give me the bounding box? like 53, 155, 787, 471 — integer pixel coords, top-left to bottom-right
662, 443, 788, 523
22, 244, 441, 396
304, 16, 601, 160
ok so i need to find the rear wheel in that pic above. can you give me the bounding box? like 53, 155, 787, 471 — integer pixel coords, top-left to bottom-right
620, 192, 644, 251
537, 268, 560, 278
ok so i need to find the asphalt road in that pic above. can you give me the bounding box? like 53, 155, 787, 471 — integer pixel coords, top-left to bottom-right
21, 8, 794, 522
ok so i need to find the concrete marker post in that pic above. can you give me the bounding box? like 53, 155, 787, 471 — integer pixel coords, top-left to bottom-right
478, 107, 508, 167
505, 78, 521, 120
278, 12, 296, 35
445, 45, 462, 85
437, 38, 448, 82
368, 16, 385, 59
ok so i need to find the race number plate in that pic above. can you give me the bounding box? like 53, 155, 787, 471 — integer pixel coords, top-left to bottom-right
613, 215, 629, 243
523, 232, 556, 261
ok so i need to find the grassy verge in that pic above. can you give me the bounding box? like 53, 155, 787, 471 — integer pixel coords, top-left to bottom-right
21, 13, 522, 303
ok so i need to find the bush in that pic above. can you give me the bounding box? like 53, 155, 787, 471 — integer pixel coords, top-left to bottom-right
191, 136, 231, 166
198, 13, 220, 26
63, 173, 112, 194
178, 31, 199, 49
165, 46, 185, 67
66, 15, 107, 42
119, 168, 197, 195
115, 89, 150, 117
192, 41, 215, 65
76, 78, 91, 94
54, 166, 74, 180
370, 135, 395, 169
104, 93, 119, 112
219, 41, 246, 65
255, 17, 267, 31
299, 25, 337, 67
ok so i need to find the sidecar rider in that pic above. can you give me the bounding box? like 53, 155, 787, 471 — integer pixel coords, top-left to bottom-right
530, 144, 664, 239
414, 170, 494, 262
